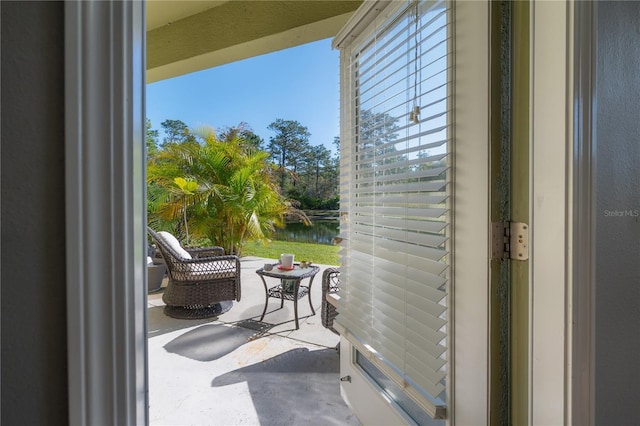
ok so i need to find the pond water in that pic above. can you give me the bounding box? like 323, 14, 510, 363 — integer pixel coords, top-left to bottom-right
273, 220, 339, 245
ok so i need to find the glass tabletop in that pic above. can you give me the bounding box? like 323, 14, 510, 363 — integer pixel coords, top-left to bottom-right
256, 264, 320, 279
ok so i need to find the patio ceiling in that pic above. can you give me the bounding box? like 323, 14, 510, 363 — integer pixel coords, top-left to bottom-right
147, 0, 362, 83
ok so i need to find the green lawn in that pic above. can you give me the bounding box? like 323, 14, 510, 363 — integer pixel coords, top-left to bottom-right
242, 240, 340, 266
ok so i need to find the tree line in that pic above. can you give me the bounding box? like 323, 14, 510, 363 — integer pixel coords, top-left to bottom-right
145, 110, 440, 254
147, 118, 340, 211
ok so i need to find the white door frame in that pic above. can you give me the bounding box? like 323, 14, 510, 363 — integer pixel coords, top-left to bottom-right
61, 1, 575, 424
65, 1, 148, 424
529, 1, 572, 424
451, 0, 491, 423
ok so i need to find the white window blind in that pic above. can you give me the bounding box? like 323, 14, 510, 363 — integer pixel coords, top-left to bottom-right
336, 0, 452, 412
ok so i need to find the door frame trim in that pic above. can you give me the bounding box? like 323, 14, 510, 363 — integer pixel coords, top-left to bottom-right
451, 0, 491, 423
571, 1, 596, 424
529, 1, 573, 424
65, 1, 148, 424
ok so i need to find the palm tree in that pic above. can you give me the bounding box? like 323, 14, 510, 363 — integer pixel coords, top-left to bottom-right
173, 177, 198, 245
147, 126, 308, 255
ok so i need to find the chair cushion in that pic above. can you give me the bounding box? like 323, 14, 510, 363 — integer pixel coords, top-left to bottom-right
183, 268, 236, 280
157, 231, 192, 260
182, 260, 236, 277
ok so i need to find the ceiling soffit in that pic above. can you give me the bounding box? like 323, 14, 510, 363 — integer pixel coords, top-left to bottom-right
147, 1, 362, 82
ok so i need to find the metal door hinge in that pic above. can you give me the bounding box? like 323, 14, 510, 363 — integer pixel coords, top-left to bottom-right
491, 221, 529, 260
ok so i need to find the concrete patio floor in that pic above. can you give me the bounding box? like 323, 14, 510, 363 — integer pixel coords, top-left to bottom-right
147, 256, 359, 426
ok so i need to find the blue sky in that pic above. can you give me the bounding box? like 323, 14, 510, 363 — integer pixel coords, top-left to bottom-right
146, 38, 340, 153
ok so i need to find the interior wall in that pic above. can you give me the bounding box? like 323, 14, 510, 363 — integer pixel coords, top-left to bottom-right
594, 2, 640, 424
1, 2, 69, 424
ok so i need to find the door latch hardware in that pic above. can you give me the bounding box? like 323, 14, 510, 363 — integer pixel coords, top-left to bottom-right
340, 375, 352, 382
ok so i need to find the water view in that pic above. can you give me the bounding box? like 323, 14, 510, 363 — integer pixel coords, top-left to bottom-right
274, 219, 339, 245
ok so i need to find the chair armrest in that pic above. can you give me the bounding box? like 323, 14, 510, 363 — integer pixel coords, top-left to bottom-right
181, 254, 239, 265
174, 255, 241, 276
186, 246, 225, 258
326, 292, 340, 307
322, 267, 340, 293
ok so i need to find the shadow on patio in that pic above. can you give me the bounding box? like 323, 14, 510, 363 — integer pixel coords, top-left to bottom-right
147, 256, 358, 425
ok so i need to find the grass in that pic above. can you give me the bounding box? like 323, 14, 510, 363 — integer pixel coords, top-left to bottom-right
242, 240, 340, 266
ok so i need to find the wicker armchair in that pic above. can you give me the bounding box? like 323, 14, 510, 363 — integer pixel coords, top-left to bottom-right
321, 267, 340, 334
148, 228, 241, 319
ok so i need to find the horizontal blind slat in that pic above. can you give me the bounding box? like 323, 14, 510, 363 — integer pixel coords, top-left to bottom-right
351, 216, 448, 233
352, 206, 447, 219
